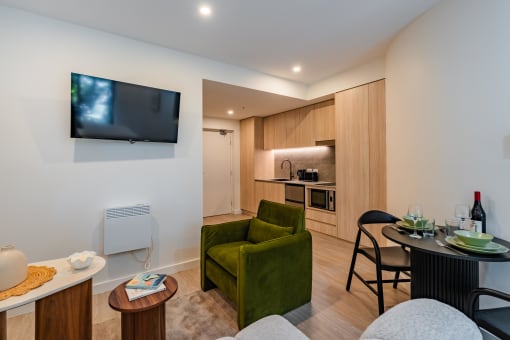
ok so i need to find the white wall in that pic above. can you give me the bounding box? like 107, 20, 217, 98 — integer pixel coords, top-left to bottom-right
7, 0, 509, 315
386, 0, 510, 294
0, 6, 306, 293
307, 57, 386, 99
202, 118, 241, 214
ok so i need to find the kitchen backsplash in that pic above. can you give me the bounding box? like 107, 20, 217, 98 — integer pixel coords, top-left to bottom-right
274, 146, 335, 182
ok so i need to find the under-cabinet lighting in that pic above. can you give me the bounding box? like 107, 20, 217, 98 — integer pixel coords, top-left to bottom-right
273, 146, 330, 154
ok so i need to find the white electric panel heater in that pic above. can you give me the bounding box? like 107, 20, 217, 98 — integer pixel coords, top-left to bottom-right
103, 204, 151, 255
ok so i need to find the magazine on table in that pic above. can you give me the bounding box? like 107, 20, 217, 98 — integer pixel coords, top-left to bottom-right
125, 273, 166, 290
124, 281, 167, 301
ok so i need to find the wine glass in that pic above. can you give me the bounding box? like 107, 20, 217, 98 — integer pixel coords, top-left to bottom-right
408, 204, 423, 239
454, 204, 470, 229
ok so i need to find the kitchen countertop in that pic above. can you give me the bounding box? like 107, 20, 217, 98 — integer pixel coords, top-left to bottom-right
255, 178, 336, 188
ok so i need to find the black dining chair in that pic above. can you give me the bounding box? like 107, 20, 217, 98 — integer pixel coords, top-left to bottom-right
346, 210, 411, 315
467, 287, 510, 339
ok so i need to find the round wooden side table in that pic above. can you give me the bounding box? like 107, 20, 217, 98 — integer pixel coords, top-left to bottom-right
108, 276, 178, 340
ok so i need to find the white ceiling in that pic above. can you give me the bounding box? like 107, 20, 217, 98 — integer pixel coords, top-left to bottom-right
203, 80, 334, 120
0, 0, 441, 120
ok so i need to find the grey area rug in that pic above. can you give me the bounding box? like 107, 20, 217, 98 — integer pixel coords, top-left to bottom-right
94, 289, 238, 340
166, 289, 238, 339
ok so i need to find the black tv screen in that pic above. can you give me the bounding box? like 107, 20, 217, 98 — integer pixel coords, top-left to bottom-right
71, 73, 180, 143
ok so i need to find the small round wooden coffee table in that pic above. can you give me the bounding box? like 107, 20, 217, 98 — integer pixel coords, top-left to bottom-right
108, 276, 178, 340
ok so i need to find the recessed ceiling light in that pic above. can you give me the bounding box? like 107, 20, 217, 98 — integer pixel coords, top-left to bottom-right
199, 5, 212, 17
227, 110, 234, 115
292, 65, 302, 73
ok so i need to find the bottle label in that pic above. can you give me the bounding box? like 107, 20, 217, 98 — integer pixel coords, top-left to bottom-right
473, 220, 482, 233
460, 219, 474, 230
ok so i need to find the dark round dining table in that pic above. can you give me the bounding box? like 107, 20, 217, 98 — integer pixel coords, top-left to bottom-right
382, 225, 510, 314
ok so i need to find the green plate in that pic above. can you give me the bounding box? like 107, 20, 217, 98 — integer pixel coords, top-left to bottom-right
396, 220, 436, 231
445, 236, 509, 254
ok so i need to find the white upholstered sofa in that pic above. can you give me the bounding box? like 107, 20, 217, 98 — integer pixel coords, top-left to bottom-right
360, 299, 482, 340
217, 315, 309, 340
218, 298, 482, 340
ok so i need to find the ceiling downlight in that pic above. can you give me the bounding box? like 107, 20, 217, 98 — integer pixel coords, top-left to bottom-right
199, 5, 212, 17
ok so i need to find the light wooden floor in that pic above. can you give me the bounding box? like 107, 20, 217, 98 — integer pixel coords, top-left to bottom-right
6, 213, 410, 339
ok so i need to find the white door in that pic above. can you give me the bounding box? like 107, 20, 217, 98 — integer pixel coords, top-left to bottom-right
203, 129, 233, 217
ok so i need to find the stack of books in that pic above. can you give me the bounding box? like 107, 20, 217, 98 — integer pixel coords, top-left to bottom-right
124, 273, 167, 301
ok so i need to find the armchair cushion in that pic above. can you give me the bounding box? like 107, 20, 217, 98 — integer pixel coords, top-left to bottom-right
247, 218, 293, 243
257, 200, 305, 233
208, 241, 252, 277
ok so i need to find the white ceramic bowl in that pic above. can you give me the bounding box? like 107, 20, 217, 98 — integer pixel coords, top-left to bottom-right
67, 251, 96, 270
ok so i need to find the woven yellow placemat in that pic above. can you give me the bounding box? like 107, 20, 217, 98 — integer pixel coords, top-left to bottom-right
0, 266, 57, 301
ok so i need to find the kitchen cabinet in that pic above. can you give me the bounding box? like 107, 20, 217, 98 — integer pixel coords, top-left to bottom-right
313, 99, 335, 141
367, 80, 387, 211
240, 117, 273, 215
280, 105, 315, 149
263, 100, 333, 150
264, 108, 292, 150
285, 105, 315, 148
263, 115, 275, 151
335, 79, 387, 245
273, 112, 287, 149
296, 105, 315, 147
305, 208, 337, 237
284, 110, 298, 148
255, 181, 285, 206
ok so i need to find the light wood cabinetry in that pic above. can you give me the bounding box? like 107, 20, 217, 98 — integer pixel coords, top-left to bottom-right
263, 115, 275, 152
313, 99, 335, 141
306, 208, 337, 237
283, 106, 315, 149
273, 112, 287, 149
368, 80, 387, 211
242, 82, 386, 245
263, 108, 293, 150
255, 181, 285, 206
335, 79, 387, 245
336, 84, 369, 243
296, 105, 315, 147
304, 186, 337, 237
240, 117, 273, 215
284, 110, 298, 148
240, 118, 256, 213
263, 99, 334, 150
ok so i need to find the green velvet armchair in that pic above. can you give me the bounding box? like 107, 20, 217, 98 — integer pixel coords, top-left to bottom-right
201, 200, 312, 329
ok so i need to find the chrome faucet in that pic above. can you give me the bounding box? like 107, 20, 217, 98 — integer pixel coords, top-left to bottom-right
280, 159, 294, 180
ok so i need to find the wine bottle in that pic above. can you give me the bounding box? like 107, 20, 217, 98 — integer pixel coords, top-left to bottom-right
471, 191, 486, 233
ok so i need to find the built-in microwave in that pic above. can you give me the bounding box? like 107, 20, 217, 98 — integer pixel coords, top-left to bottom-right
309, 188, 335, 211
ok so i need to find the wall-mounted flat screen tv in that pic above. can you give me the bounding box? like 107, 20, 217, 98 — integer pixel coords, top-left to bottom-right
71, 73, 180, 143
